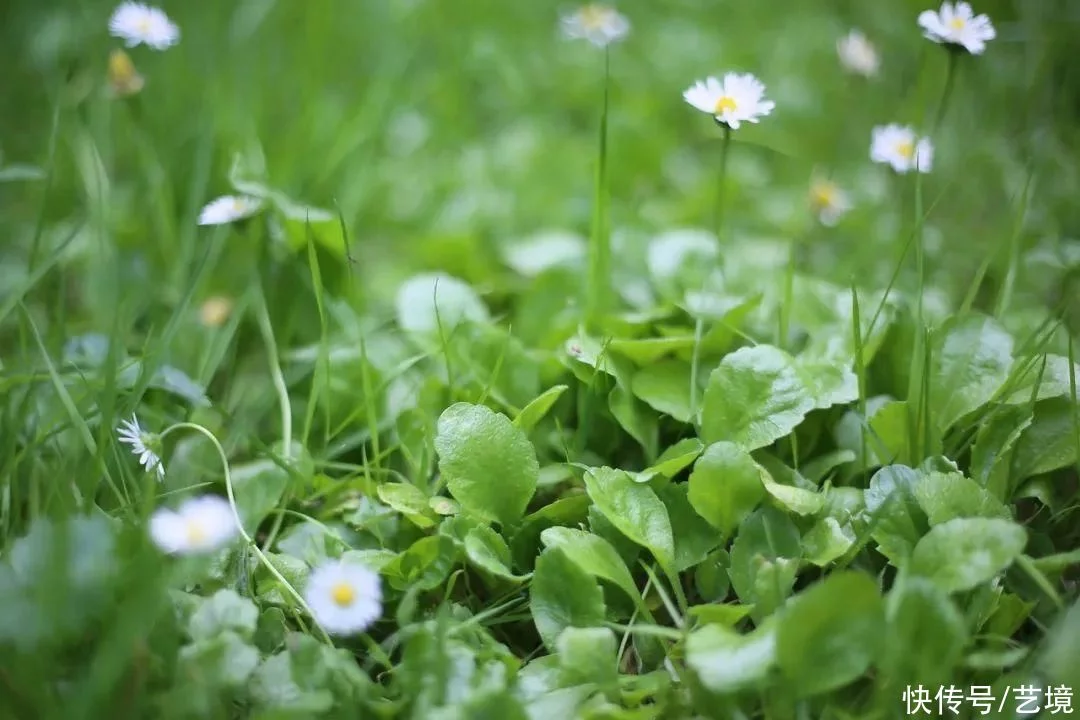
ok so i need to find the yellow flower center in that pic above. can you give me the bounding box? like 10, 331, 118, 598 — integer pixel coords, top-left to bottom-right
186, 520, 208, 547
330, 582, 356, 608
949, 16, 966, 30
579, 5, 609, 30
136, 17, 152, 35
896, 140, 915, 159
811, 182, 837, 208
714, 96, 738, 115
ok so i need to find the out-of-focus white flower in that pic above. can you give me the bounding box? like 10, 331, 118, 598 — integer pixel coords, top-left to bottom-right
870, 124, 934, 174
117, 415, 165, 480
647, 229, 719, 280
108, 2, 180, 51
150, 495, 238, 555
809, 176, 853, 226
197, 195, 263, 226
560, 4, 630, 48
683, 73, 775, 130
837, 30, 880, 77
918, 2, 996, 55
305, 559, 383, 635
199, 296, 233, 328
503, 231, 587, 276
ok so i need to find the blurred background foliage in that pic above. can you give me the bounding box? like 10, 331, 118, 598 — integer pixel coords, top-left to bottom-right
0, 0, 1078, 348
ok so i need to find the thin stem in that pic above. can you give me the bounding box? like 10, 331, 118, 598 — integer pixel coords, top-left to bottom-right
931, 50, 960, 134
712, 124, 733, 245
160, 422, 334, 646
255, 285, 293, 459
585, 47, 612, 331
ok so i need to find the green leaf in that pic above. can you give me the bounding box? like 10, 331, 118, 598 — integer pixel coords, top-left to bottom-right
728, 507, 801, 617
557, 627, 619, 696
970, 405, 1033, 500
608, 384, 659, 460
1038, 599, 1080, 689
280, 211, 347, 258
910, 518, 1028, 593
179, 631, 261, 689
377, 482, 437, 529
514, 385, 569, 433
1003, 354, 1080, 404
802, 517, 856, 567
658, 484, 721, 572
913, 471, 1010, 525
464, 525, 524, 582
776, 571, 885, 697
864, 465, 929, 566
396, 273, 490, 334
531, 547, 607, 651
687, 603, 753, 627
929, 314, 1013, 433
882, 576, 968, 688
510, 494, 591, 572
685, 622, 776, 693
434, 402, 539, 528
700, 345, 816, 451
761, 475, 825, 517
640, 438, 704, 480
1011, 398, 1079, 481
232, 459, 291, 535
384, 535, 460, 591
583, 467, 675, 570
687, 442, 767, 536
630, 360, 694, 422
539, 527, 639, 604
795, 354, 859, 410
189, 589, 260, 642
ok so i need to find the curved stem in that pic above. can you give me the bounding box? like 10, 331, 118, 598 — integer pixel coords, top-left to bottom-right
254, 285, 293, 459
160, 421, 333, 646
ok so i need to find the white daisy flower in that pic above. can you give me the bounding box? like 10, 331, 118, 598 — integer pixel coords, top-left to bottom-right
117, 415, 165, 480
149, 495, 238, 555
683, 73, 776, 130
837, 30, 880, 77
809, 176, 853, 226
918, 2, 996, 55
560, 4, 630, 48
196, 195, 263, 226
304, 559, 383, 636
870, 124, 934, 174
108, 2, 180, 51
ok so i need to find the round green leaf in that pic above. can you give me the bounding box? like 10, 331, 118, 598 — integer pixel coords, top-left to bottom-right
776, 571, 885, 697
530, 547, 606, 651
686, 622, 776, 693
700, 345, 816, 451
909, 518, 1028, 593
434, 402, 539, 528
687, 441, 767, 536
582, 467, 675, 570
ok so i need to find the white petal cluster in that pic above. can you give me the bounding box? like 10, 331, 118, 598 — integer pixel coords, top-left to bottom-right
683, 73, 775, 130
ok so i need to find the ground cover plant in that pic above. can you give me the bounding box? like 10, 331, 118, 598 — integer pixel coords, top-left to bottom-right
2, 0, 1080, 718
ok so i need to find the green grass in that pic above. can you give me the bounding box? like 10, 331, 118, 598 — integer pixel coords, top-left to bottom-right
3, 0, 1080, 718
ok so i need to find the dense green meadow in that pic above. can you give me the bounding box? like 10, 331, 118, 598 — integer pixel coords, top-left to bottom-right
2, 0, 1080, 717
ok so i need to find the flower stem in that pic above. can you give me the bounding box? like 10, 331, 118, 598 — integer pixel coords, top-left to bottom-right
160, 422, 334, 646
712, 124, 733, 246
585, 47, 612, 331
932, 50, 960, 134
